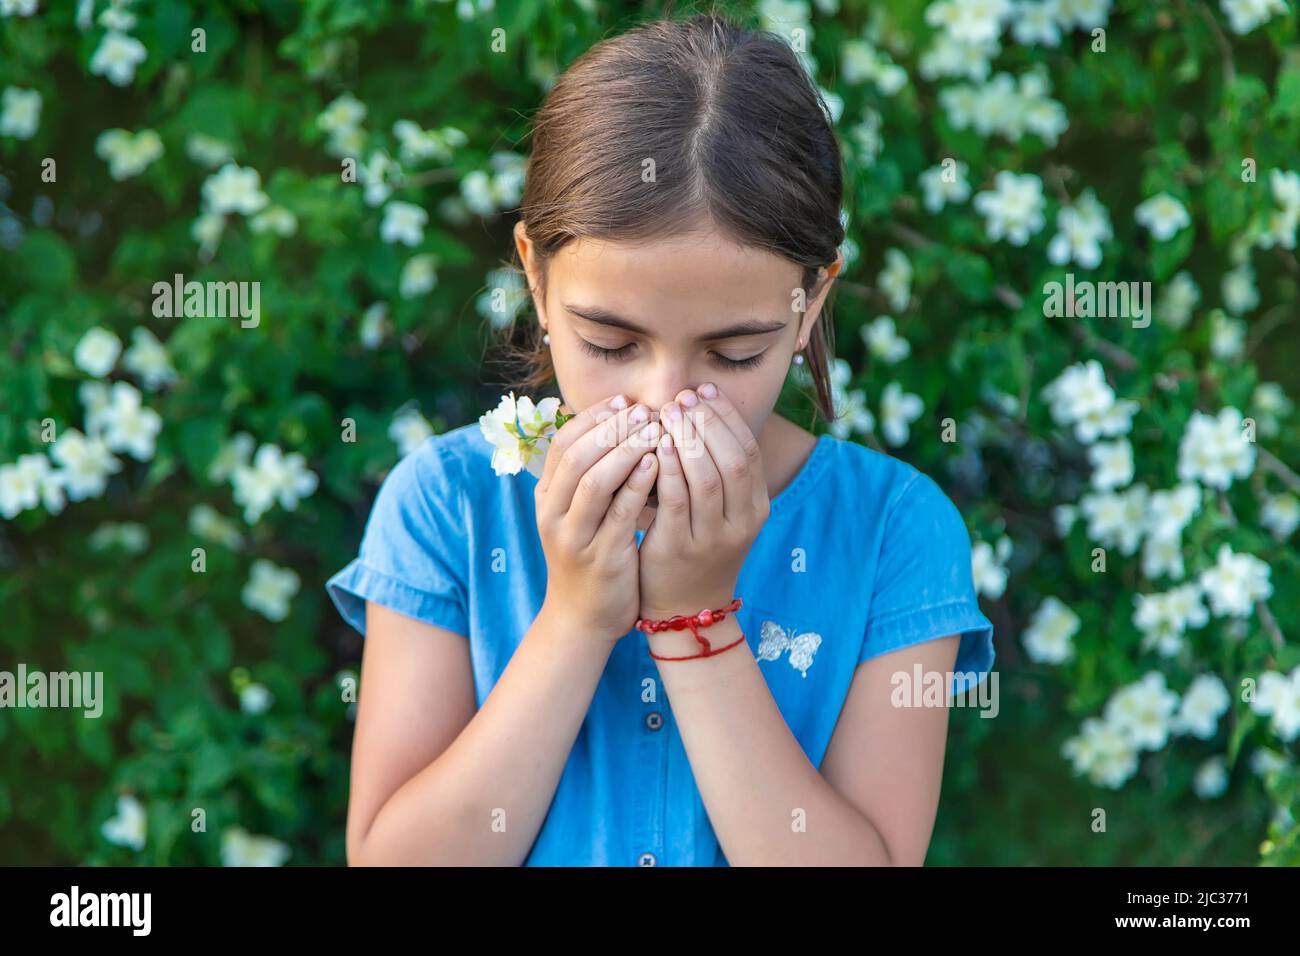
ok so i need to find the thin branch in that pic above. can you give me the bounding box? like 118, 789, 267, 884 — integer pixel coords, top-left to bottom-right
1257, 600, 1285, 654
1258, 447, 1300, 495
1068, 324, 1140, 371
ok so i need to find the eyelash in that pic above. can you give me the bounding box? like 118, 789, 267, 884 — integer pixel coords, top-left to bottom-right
577, 338, 767, 371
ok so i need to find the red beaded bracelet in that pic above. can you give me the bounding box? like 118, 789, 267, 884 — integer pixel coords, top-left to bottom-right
636, 598, 745, 661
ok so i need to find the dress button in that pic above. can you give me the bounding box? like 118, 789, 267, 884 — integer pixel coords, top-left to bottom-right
645, 711, 664, 731
638, 852, 657, 866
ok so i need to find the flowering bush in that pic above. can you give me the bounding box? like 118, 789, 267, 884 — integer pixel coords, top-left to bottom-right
1, 0, 1297, 865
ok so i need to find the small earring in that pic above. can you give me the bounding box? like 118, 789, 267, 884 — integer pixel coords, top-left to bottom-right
792, 352, 804, 365
542, 332, 550, 346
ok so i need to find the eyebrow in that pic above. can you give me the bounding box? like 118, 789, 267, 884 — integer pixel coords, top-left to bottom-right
564, 304, 789, 341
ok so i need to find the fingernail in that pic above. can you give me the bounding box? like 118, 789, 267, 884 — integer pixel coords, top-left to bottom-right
639, 454, 654, 470
609, 394, 627, 410
639, 421, 659, 437
659, 432, 675, 454
679, 390, 698, 407
629, 404, 648, 424
664, 403, 681, 421
699, 382, 717, 399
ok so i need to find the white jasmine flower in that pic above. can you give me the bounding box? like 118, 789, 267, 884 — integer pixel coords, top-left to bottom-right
918, 160, 971, 213
90, 31, 147, 87
1156, 271, 1200, 329
1134, 192, 1190, 241
861, 315, 911, 363
971, 535, 1012, 598
241, 558, 300, 622
1062, 715, 1140, 788
123, 327, 176, 390
1053, 503, 1077, 537
973, 170, 1046, 246
1249, 747, 1290, 778
829, 387, 875, 440
0, 86, 41, 139
249, 205, 297, 237
879, 381, 923, 446
191, 211, 225, 259
1022, 595, 1079, 664
924, 0, 1014, 45
1087, 438, 1133, 491
101, 795, 147, 851
359, 302, 389, 348
231, 444, 319, 523
97, 381, 163, 461
1079, 483, 1149, 555
202, 163, 269, 216
74, 327, 122, 377
478, 392, 566, 478
1197, 543, 1271, 617
1046, 189, 1112, 268
1056, 0, 1112, 29
95, 128, 163, 180
389, 409, 434, 457
1219, 0, 1287, 34
877, 248, 911, 312
208, 432, 255, 484
1144, 484, 1202, 543
239, 683, 273, 715
1209, 309, 1245, 359
51, 429, 121, 500
1176, 407, 1255, 490
184, 132, 234, 168
918, 33, 1000, 82
399, 254, 438, 299
1249, 667, 1300, 742
1133, 583, 1208, 656
1010, 0, 1063, 45
188, 503, 245, 550
1260, 493, 1299, 540
1141, 534, 1187, 581
1104, 671, 1180, 751
1173, 674, 1230, 739
1220, 263, 1259, 314
840, 39, 907, 94
221, 827, 291, 867
0, 0, 40, 16
1192, 755, 1229, 798
1252, 381, 1293, 438
380, 200, 428, 246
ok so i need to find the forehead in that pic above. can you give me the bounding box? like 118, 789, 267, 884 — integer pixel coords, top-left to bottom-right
550, 231, 802, 320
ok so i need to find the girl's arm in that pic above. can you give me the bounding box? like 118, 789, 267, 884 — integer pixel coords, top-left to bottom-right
346, 599, 615, 866
649, 616, 960, 866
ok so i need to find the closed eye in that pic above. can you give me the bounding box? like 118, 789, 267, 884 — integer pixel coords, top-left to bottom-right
577, 338, 767, 371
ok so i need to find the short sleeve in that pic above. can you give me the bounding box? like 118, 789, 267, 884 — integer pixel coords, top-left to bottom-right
858, 469, 994, 693
325, 439, 470, 639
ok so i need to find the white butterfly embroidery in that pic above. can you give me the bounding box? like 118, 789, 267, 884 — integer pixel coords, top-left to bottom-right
756, 619, 822, 678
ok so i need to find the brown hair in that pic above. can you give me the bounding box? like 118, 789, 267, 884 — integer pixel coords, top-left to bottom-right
489, 9, 844, 424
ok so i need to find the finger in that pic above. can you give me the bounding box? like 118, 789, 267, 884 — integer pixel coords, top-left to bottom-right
694, 382, 766, 518
676, 387, 751, 526
546, 401, 648, 514
663, 398, 723, 540
651, 427, 690, 541
566, 417, 662, 546
594, 446, 658, 549
537, 393, 627, 495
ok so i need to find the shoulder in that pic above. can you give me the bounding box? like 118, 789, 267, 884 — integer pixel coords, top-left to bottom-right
818, 434, 952, 522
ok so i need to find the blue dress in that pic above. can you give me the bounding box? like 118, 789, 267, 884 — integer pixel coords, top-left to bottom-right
326, 421, 995, 866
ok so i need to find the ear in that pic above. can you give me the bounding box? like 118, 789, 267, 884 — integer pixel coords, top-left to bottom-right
798, 250, 845, 342
514, 220, 549, 326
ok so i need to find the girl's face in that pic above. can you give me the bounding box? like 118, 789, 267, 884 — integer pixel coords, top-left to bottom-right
515, 222, 839, 449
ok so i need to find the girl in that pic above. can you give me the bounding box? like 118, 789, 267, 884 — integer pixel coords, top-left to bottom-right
326, 12, 994, 867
